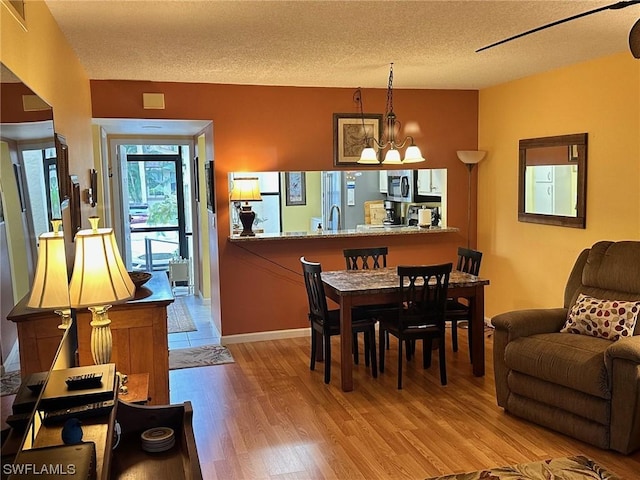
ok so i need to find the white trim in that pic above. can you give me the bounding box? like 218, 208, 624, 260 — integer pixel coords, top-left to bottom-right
221, 327, 310, 345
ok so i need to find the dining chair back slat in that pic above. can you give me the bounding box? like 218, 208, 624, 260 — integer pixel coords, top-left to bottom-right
344, 247, 388, 270
456, 247, 482, 275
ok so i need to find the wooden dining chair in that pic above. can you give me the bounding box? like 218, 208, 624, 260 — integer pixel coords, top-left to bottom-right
343, 247, 394, 355
378, 263, 452, 389
300, 257, 377, 384
447, 247, 483, 360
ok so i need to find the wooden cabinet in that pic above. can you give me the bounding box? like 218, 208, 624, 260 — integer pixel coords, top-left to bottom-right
417, 169, 444, 196
379, 171, 388, 193
8, 272, 173, 405
76, 272, 173, 405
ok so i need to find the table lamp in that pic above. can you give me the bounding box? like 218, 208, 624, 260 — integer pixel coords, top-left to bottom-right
69, 216, 135, 365
229, 177, 262, 236
27, 220, 71, 330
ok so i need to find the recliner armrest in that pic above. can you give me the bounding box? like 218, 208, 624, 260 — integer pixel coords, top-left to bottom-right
606, 336, 640, 364
491, 308, 568, 341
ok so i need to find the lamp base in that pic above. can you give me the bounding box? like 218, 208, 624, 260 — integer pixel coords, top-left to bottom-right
238, 205, 256, 237
89, 305, 113, 365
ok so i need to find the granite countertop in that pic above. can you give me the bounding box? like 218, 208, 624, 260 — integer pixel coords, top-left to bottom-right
228, 225, 459, 242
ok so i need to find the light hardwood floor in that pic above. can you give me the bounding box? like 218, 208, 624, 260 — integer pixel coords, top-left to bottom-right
169, 328, 640, 479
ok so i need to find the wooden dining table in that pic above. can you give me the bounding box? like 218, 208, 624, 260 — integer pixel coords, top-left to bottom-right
321, 267, 490, 392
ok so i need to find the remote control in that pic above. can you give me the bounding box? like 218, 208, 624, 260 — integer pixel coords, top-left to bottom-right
65, 372, 103, 390
43, 399, 115, 425
27, 378, 46, 394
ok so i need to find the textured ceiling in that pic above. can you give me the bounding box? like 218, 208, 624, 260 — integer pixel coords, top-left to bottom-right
44, 0, 640, 90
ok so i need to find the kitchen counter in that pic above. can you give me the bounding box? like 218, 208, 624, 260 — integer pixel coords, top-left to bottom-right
228, 225, 459, 242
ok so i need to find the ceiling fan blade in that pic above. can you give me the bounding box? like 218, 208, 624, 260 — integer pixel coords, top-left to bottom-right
630, 18, 640, 57
476, 0, 640, 53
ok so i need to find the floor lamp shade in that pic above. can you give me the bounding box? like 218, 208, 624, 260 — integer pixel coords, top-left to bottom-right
27, 231, 70, 310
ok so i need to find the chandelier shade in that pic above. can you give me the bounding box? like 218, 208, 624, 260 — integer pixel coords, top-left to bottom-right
356, 63, 425, 165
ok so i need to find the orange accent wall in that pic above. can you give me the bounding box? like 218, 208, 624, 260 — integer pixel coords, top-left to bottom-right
90, 82, 479, 336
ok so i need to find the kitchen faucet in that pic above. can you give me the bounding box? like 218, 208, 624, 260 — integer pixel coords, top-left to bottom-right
328, 204, 341, 231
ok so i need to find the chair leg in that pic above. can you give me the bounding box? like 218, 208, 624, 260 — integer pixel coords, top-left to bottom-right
363, 331, 370, 367
468, 320, 473, 364
385, 330, 390, 350
424, 338, 433, 368
451, 319, 459, 352
438, 335, 447, 386
310, 329, 317, 371
368, 327, 377, 378
397, 338, 404, 389
353, 333, 359, 365
378, 327, 386, 373
422, 338, 430, 369
324, 333, 331, 384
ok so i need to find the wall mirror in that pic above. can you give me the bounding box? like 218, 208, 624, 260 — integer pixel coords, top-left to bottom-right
228, 169, 447, 235
0, 62, 67, 370
518, 133, 587, 228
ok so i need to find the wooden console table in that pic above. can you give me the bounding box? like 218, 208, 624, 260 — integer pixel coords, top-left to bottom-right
8, 272, 174, 405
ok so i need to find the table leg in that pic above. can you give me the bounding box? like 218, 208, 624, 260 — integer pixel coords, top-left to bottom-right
340, 296, 353, 392
471, 285, 485, 376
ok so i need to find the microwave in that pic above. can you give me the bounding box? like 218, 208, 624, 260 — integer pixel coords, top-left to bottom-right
387, 170, 436, 203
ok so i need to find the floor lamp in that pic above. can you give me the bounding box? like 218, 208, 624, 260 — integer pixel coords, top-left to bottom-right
457, 150, 486, 249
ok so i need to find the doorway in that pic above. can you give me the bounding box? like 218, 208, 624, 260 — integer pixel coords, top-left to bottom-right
109, 137, 220, 349
125, 153, 188, 272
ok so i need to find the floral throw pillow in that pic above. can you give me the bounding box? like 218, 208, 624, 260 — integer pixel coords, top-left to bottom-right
561, 293, 640, 341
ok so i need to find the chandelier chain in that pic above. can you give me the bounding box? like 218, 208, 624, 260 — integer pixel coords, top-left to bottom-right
386, 63, 394, 115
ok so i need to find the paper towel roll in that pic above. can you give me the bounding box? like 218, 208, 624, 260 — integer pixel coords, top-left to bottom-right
418, 208, 431, 226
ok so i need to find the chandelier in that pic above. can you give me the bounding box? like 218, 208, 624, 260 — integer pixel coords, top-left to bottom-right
357, 63, 425, 165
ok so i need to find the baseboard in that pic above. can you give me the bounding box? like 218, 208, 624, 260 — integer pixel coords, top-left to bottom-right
221, 327, 310, 345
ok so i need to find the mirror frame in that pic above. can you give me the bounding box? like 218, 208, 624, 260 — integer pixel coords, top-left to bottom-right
518, 132, 587, 229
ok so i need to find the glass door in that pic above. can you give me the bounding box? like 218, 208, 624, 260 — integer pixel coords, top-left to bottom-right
126, 154, 187, 271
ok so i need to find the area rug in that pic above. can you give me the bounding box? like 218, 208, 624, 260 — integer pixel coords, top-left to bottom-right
1, 370, 21, 397
426, 455, 620, 480
169, 345, 234, 370
167, 297, 197, 334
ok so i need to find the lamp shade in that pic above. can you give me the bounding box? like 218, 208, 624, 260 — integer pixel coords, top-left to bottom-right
382, 149, 402, 165
27, 231, 70, 309
457, 150, 487, 165
402, 144, 426, 163
69, 220, 135, 308
357, 147, 379, 164
229, 177, 262, 202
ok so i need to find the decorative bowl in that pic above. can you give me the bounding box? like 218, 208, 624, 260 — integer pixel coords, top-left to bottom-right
128, 271, 152, 289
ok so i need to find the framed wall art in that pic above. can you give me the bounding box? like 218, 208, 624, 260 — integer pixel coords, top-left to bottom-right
285, 171, 306, 206
333, 113, 382, 166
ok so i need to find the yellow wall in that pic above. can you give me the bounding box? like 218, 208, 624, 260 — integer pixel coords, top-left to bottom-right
280, 171, 322, 232
0, 141, 30, 300
478, 53, 640, 318
1, 0, 94, 228
197, 133, 211, 298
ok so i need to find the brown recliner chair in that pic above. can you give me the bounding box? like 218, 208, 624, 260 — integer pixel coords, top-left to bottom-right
492, 240, 640, 454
